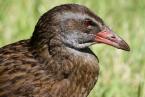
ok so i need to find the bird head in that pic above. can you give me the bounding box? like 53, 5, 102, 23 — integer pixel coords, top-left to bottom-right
31, 4, 130, 51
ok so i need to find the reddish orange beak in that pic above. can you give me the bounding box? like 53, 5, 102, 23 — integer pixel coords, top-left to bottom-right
95, 26, 130, 51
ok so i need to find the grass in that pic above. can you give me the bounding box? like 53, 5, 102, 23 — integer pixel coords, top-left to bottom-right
0, 0, 144, 97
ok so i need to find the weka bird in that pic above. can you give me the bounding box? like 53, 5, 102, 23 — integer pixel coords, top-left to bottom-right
0, 4, 130, 97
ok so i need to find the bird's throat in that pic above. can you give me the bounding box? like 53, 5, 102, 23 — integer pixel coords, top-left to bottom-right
47, 46, 100, 97
32, 40, 100, 97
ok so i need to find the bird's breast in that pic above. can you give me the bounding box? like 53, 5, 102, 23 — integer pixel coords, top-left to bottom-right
48, 50, 99, 97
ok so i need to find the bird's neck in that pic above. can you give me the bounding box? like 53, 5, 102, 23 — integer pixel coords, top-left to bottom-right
49, 44, 99, 96
32, 38, 99, 97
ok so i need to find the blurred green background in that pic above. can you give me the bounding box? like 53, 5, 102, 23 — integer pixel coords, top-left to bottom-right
0, 0, 144, 97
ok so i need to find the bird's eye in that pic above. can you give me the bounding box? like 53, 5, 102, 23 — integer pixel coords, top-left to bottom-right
84, 19, 96, 27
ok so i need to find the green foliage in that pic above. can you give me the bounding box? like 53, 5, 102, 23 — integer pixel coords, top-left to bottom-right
0, 0, 144, 97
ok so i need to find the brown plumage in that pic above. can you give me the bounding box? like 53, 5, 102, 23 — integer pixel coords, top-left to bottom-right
0, 4, 130, 97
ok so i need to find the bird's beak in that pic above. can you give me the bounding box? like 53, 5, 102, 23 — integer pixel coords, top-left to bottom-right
95, 26, 130, 51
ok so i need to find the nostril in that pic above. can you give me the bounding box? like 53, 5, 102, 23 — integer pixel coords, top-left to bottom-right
111, 35, 116, 39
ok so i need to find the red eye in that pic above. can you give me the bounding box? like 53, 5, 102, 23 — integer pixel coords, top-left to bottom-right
84, 19, 96, 27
